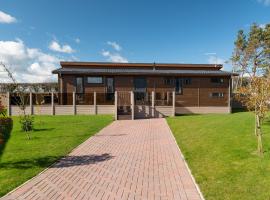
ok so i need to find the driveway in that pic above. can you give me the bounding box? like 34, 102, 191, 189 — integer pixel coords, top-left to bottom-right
2, 119, 203, 200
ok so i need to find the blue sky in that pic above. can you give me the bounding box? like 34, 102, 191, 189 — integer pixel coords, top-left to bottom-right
0, 0, 270, 82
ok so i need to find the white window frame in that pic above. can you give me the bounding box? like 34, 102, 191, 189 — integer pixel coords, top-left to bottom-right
87, 77, 103, 84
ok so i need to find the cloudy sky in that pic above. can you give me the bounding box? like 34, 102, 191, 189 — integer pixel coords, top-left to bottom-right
0, 0, 270, 82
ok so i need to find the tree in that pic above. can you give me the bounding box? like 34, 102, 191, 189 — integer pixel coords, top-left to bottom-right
0, 62, 34, 139
232, 23, 270, 156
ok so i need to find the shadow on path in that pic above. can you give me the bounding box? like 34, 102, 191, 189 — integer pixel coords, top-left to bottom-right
0, 153, 114, 169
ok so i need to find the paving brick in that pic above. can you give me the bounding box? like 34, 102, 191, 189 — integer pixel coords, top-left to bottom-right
1, 119, 202, 200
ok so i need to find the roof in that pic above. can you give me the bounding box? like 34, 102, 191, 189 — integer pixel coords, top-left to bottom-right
60, 61, 223, 69
52, 67, 237, 76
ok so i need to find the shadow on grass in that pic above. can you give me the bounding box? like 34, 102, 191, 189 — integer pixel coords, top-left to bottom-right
0, 153, 114, 169
33, 128, 55, 132
232, 108, 248, 113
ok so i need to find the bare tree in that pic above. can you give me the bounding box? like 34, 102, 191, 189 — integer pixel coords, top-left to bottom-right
0, 62, 33, 139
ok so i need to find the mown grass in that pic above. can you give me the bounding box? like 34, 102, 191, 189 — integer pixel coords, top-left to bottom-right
167, 112, 270, 200
0, 115, 113, 197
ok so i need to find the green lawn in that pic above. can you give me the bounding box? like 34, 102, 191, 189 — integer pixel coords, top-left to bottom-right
167, 112, 270, 200
0, 115, 113, 197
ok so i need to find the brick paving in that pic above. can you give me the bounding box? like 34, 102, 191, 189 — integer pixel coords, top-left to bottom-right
2, 119, 203, 200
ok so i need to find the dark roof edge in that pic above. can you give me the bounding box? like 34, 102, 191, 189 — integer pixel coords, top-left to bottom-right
60, 61, 223, 69
52, 68, 238, 76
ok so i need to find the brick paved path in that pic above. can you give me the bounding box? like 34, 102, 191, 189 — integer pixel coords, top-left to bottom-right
2, 119, 203, 200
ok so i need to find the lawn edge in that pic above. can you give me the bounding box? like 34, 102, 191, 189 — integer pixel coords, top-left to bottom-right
0, 119, 114, 199
165, 118, 205, 200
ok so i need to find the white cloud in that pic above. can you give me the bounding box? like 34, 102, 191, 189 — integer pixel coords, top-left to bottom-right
258, 0, 270, 6
259, 24, 266, 29
75, 38, 80, 44
0, 39, 59, 83
208, 55, 225, 65
49, 40, 75, 53
0, 11, 17, 24
204, 52, 217, 56
101, 50, 128, 63
107, 41, 122, 51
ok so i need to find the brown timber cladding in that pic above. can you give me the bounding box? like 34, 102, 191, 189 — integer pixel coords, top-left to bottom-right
60, 75, 229, 107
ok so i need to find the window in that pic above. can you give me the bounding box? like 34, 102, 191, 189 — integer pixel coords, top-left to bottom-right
175, 78, 183, 94
76, 77, 84, 93
211, 77, 224, 84
106, 77, 114, 93
134, 77, 147, 92
183, 78, 192, 85
87, 77, 103, 84
210, 92, 224, 98
164, 77, 175, 85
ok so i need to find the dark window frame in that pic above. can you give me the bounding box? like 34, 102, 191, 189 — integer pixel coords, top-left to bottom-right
210, 92, 224, 98
211, 77, 224, 84
175, 78, 183, 95
75, 77, 84, 94
164, 77, 175, 85
183, 78, 192, 85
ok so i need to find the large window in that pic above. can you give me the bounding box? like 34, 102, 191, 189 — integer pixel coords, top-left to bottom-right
183, 78, 192, 85
175, 78, 183, 94
76, 77, 84, 93
211, 77, 224, 84
164, 77, 175, 85
210, 92, 224, 98
87, 77, 103, 84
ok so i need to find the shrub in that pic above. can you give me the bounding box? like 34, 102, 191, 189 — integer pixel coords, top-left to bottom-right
19, 115, 34, 132
0, 117, 13, 159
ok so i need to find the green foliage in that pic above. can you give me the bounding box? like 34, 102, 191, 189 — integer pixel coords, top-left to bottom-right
0, 117, 13, 160
0, 98, 6, 117
19, 115, 34, 133
167, 112, 270, 200
0, 115, 113, 197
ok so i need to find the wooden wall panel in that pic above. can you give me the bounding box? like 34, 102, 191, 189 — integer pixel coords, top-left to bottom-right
115, 76, 133, 91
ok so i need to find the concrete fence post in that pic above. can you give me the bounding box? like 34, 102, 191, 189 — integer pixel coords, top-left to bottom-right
228, 78, 231, 113
94, 92, 97, 115
172, 91, 175, 117
114, 91, 118, 120
51, 92, 55, 115
30, 92, 33, 115
7, 92, 10, 116
131, 91, 134, 120
151, 91, 155, 118
73, 92, 76, 115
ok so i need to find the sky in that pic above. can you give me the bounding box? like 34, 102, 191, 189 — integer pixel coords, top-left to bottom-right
0, 0, 270, 82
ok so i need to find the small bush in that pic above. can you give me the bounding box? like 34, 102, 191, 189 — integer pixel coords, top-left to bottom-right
20, 115, 34, 132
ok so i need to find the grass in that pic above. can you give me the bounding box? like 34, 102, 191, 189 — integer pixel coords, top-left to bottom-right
0, 115, 113, 197
167, 112, 270, 200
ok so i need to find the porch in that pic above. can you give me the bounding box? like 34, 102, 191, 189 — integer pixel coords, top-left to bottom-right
2, 91, 231, 120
